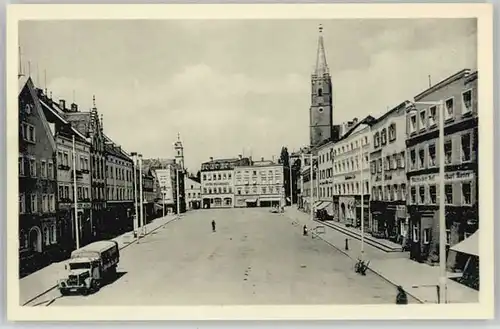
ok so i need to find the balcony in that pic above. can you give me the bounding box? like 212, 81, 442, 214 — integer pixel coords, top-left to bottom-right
58, 164, 70, 171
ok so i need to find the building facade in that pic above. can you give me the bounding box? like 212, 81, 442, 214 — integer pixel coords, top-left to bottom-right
369, 101, 410, 245
104, 139, 134, 235
185, 176, 201, 210
19, 77, 59, 275
330, 118, 373, 228
40, 96, 93, 253
406, 69, 478, 267
64, 97, 107, 240
200, 156, 250, 209
148, 159, 182, 214
234, 159, 284, 208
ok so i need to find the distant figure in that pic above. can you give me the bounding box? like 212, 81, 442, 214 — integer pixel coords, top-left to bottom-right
211, 220, 216, 232
396, 285, 408, 305
303, 225, 308, 236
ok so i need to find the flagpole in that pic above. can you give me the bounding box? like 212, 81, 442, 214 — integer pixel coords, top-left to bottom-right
72, 135, 80, 250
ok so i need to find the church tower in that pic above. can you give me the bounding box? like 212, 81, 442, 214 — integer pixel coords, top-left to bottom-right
309, 24, 333, 148
174, 133, 184, 170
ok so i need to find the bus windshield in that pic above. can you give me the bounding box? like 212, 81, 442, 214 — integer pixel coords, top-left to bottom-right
69, 262, 90, 270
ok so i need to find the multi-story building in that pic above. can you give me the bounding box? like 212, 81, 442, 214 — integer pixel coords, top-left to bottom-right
184, 175, 201, 210
200, 156, 250, 209
141, 168, 158, 222
369, 101, 411, 245
406, 69, 478, 267
18, 76, 58, 275
299, 152, 318, 214
330, 116, 373, 228
145, 158, 185, 214
104, 137, 134, 236
40, 95, 93, 252
64, 96, 107, 240
234, 158, 284, 208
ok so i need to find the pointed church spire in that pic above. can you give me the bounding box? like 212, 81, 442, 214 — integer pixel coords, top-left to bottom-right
314, 24, 329, 76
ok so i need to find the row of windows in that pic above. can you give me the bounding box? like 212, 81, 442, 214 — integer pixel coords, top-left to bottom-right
19, 225, 57, 250
187, 192, 201, 199
19, 156, 55, 179
371, 152, 405, 173
236, 169, 282, 176
330, 155, 370, 175
204, 187, 233, 194
236, 185, 281, 195
58, 185, 90, 201
408, 132, 472, 171
107, 187, 133, 201
328, 136, 370, 159
409, 182, 473, 206
371, 184, 407, 202
236, 178, 282, 185
203, 172, 233, 181
412, 227, 471, 245
373, 123, 397, 149
408, 91, 474, 135
107, 164, 133, 182
57, 151, 90, 171
19, 193, 56, 214
20, 122, 36, 143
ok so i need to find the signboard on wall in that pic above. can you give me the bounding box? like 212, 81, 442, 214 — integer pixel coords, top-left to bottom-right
410, 170, 475, 184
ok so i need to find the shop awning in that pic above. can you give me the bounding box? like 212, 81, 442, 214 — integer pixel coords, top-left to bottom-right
316, 202, 330, 210
450, 231, 479, 257
260, 197, 280, 202
313, 201, 323, 208
325, 202, 334, 216
245, 198, 258, 203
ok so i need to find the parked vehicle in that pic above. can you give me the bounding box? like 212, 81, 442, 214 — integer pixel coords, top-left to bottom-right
57, 240, 120, 296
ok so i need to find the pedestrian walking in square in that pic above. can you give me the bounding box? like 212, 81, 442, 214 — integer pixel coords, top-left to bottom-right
212, 220, 216, 233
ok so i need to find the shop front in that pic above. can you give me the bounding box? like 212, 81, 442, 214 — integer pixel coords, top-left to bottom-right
259, 196, 280, 208
339, 196, 356, 226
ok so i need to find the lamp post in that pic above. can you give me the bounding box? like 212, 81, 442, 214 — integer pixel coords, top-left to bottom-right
407, 100, 446, 304
176, 168, 180, 216
300, 154, 305, 209
162, 190, 166, 218
131, 152, 138, 240
288, 153, 293, 206
138, 154, 144, 236
359, 138, 365, 259
72, 135, 80, 250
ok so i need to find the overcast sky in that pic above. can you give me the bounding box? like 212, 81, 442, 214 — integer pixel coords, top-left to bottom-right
19, 19, 476, 172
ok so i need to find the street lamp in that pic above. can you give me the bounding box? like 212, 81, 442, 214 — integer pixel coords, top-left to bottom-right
138, 154, 145, 236
131, 152, 138, 241
407, 100, 446, 304
176, 168, 180, 216
288, 152, 293, 207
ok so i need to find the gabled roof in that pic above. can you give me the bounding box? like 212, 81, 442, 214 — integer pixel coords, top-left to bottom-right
104, 134, 132, 162
39, 98, 89, 144
19, 77, 57, 152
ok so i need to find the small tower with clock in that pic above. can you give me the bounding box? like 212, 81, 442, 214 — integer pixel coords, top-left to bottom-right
310, 24, 334, 148
174, 133, 184, 170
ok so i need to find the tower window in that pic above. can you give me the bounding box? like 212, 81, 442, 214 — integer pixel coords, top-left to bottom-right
318, 108, 324, 113
318, 88, 323, 96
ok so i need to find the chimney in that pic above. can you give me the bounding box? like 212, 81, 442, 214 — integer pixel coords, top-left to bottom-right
261, 157, 264, 162
210, 157, 214, 162
352, 117, 358, 125
238, 154, 242, 160
70, 103, 78, 112
59, 99, 66, 110
272, 155, 275, 162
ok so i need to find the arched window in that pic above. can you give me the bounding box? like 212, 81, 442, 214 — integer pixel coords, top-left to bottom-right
51, 224, 57, 243
43, 226, 50, 246
318, 88, 323, 96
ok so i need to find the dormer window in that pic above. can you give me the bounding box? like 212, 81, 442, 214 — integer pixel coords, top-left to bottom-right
24, 104, 32, 115
318, 88, 323, 96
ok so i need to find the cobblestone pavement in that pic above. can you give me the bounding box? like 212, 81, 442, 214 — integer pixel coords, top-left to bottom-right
44, 208, 417, 306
